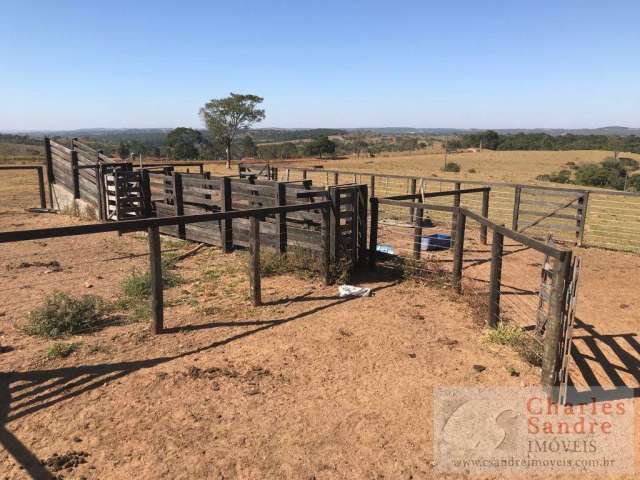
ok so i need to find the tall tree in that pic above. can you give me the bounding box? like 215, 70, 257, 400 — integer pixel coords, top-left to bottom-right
199, 93, 266, 168
304, 135, 336, 158
167, 127, 202, 160
241, 135, 257, 158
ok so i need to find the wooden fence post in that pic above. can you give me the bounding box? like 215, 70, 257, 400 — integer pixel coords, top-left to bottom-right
451, 182, 461, 240
172, 172, 185, 238
44, 138, 55, 208
452, 210, 466, 293
36, 167, 46, 209
369, 197, 379, 269
333, 172, 339, 185
276, 182, 287, 253
576, 191, 589, 247
302, 170, 307, 180
70, 149, 80, 199
148, 225, 164, 334
357, 184, 368, 266
413, 205, 424, 259
409, 178, 417, 223
369, 175, 375, 198
249, 216, 261, 306
488, 230, 504, 328
221, 177, 233, 252
329, 187, 340, 262
540, 251, 572, 390
140, 169, 152, 217
321, 206, 331, 285
480, 189, 490, 245
512, 186, 522, 231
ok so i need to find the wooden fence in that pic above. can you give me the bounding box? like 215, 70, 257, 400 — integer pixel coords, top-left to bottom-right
44, 138, 206, 221
0, 202, 332, 334
148, 170, 368, 266
242, 163, 640, 254
368, 191, 578, 394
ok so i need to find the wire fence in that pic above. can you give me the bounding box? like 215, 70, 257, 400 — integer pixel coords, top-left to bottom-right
275, 166, 640, 254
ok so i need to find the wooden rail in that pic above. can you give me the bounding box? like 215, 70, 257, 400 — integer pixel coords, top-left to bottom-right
0, 201, 332, 334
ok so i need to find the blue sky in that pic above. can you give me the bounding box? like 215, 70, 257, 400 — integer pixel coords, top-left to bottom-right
1, 0, 639, 130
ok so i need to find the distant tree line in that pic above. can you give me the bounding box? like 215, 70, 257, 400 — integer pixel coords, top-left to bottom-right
458, 130, 640, 154
0, 134, 42, 146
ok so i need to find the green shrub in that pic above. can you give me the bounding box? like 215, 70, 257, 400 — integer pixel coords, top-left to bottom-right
46, 342, 81, 359
23, 292, 111, 338
536, 169, 572, 184
574, 157, 638, 190
627, 174, 640, 192
442, 162, 460, 173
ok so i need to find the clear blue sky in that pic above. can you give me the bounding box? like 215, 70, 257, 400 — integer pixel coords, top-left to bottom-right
1, 0, 639, 131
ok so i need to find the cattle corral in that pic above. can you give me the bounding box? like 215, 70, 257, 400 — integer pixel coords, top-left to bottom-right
0, 140, 639, 478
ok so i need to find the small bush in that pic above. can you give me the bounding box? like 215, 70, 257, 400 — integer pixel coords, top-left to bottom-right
442, 162, 460, 173
23, 292, 111, 338
116, 256, 183, 321
536, 170, 572, 184
46, 342, 81, 359
468, 168, 477, 173
485, 322, 543, 367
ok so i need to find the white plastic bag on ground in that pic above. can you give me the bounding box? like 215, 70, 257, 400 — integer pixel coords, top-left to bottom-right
338, 285, 371, 298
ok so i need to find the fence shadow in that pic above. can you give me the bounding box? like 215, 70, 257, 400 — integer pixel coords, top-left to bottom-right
0, 279, 398, 476
566, 318, 640, 402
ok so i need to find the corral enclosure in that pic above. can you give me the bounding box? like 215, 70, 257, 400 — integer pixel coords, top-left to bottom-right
0, 140, 638, 478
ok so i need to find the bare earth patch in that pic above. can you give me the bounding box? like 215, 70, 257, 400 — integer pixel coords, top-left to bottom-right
0, 209, 638, 478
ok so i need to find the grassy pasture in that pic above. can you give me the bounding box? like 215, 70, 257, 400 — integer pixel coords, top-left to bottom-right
283, 149, 640, 253
296, 148, 640, 184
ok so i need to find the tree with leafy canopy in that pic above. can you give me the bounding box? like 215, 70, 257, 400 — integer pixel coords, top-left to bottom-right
199, 93, 266, 168
304, 135, 336, 158
167, 127, 202, 160
241, 135, 257, 158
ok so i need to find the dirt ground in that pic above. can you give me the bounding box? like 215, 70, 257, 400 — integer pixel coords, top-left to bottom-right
1, 175, 639, 479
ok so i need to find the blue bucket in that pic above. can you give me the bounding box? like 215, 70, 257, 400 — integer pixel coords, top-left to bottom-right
376, 244, 395, 255
421, 233, 452, 251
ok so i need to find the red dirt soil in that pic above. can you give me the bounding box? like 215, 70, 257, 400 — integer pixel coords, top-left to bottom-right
0, 206, 638, 478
